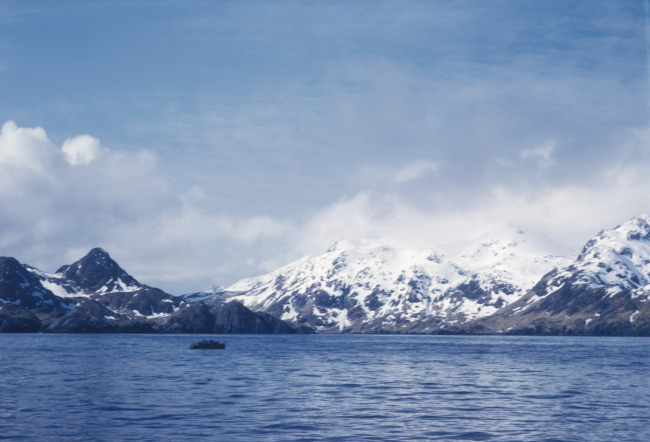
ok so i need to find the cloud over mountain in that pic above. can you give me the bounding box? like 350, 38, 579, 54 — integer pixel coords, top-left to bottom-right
0, 120, 292, 294
2, 2, 650, 295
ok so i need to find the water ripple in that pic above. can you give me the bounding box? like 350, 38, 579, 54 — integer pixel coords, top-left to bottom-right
0, 334, 648, 441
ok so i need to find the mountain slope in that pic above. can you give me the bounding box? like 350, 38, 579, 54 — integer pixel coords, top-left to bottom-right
0, 256, 76, 332
0, 257, 71, 311
178, 285, 226, 303
474, 215, 650, 335
225, 228, 572, 333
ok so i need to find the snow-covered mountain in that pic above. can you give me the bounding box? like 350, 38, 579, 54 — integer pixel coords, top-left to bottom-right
224, 227, 573, 333
545, 215, 650, 296
0, 256, 75, 332
5, 215, 650, 335
178, 284, 226, 303
475, 215, 650, 335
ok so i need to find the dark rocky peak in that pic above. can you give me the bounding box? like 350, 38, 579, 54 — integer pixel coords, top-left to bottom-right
1, 257, 44, 292
1, 256, 26, 272
55, 248, 142, 294
0, 257, 63, 310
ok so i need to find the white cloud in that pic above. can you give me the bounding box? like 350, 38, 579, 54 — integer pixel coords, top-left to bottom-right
4, 118, 650, 295
394, 160, 439, 184
0, 121, 292, 294
520, 140, 556, 167
61, 134, 104, 165
291, 144, 650, 258
0, 120, 57, 171
0, 120, 62, 200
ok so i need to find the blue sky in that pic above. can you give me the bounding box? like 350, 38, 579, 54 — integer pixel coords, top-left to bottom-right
1, 1, 650, 294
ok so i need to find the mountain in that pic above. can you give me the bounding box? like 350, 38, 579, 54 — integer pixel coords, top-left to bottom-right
0, 257, 72, 312
6, 215, 650, 335
51, 247, 142, 295
178, 284, 226, 303
26, 248, 183, 323
473, 215, 650, 335
0, 257, 73, 332
161, 300, 313, 334
1, 249, 311, 334
223, 228, 572, 333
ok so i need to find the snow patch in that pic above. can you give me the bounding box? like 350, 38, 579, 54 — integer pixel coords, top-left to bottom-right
146, 312, 171, 319
41, 280, 81, 298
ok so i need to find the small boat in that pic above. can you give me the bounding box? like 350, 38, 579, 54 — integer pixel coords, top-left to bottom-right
190, 340, 226, 349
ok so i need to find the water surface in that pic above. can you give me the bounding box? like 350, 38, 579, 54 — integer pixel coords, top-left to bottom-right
0, 334, 648, 441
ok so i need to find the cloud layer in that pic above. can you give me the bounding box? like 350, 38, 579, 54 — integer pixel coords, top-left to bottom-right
4, 117, 650, 295
0, 120, 294, 293
2, 2, 650, 293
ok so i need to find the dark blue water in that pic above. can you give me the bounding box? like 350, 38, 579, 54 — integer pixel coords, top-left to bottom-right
0, 335, 648, 442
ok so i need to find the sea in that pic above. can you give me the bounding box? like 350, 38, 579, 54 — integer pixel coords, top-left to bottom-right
0, 334, 648, 442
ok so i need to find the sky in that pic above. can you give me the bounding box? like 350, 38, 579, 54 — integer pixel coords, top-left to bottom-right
2, 0, 650, 294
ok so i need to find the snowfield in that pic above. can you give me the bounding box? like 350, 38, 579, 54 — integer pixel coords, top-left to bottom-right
223, 226, 574, 332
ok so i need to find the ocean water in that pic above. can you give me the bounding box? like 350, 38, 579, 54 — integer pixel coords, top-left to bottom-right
0, 334, 648, 442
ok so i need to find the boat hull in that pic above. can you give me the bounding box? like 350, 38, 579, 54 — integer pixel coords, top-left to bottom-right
190, 341, 226, 349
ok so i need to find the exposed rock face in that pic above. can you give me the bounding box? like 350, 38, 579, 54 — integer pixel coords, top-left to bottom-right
0, 257, 70, 313
41, 299, 155, 333
55, 247, 142, 295
0, 304, 42, 333
0, 249, 312, 334
160, 300, 312, 334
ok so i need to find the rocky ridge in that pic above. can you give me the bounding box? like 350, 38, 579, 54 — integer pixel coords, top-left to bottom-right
0, 249, 312, 334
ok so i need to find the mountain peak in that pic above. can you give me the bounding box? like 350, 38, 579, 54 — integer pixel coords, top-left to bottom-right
87, 247, 110, 258
205, 284, 225, 294
580, 215, 650, 258
326, 240, 356, 253
552, 214, 650, 294
55, 248, 141, 294
616, 215, 650, 242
